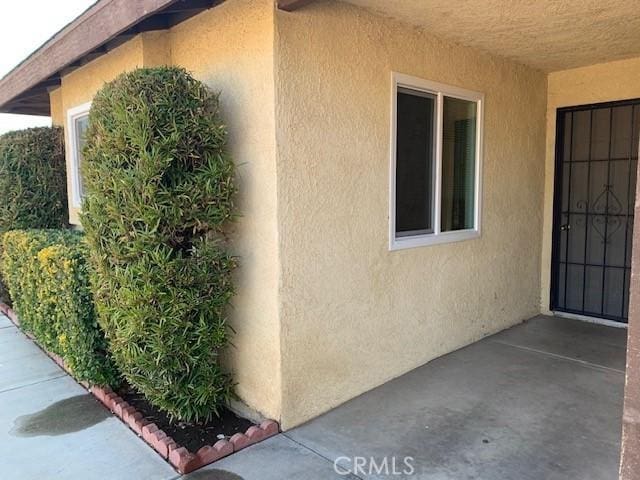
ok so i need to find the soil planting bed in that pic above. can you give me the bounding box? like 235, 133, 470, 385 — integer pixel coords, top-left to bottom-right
118, 385, 254, 453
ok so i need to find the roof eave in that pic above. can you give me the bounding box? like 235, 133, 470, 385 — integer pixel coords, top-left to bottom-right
0, 0, 220, 116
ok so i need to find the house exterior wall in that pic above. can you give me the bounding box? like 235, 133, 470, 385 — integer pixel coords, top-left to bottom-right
541, 56, 640, 315
169, 0, 281, 421
142, 30, 171, 66
274, 0, 547, 428
51, 0, 621, 431
49, 88, 63, 126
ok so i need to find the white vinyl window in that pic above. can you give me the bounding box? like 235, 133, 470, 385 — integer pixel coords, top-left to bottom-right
67, 102, 91, 208
389, 73, 484, 250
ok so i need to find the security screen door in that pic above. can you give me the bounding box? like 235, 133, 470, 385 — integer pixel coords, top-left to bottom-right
551, 99, 640, 323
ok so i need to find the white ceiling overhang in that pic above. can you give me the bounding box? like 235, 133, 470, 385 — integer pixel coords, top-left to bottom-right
342, 0, 640, 72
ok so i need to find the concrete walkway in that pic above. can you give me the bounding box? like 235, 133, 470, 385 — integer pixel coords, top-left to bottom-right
0, 313, 177, 480
1, 313, 626, 479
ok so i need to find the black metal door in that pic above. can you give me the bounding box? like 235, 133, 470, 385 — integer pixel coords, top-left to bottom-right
551, 99, 640, 323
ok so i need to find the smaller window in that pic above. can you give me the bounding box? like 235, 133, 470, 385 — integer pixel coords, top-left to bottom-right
390, 73, 483, 250
67, 102, 91, 208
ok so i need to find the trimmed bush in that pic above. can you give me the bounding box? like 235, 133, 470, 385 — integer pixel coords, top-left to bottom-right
0, 127, 67, 232
1, 229, 74, 347
81, 67, 236, 422
0, 235, 7, 305
1, 230, 119, 386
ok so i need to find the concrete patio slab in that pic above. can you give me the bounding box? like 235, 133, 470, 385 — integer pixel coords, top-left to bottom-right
184, 435, 359, 480
491, 315, 627, 371
0, 374, 177, 480
0, 327, 66, 392
286, 316, 625, 479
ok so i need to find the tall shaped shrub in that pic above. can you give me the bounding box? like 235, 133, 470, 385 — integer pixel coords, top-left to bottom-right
0, 127, 67, 232
81, 67, 236, 422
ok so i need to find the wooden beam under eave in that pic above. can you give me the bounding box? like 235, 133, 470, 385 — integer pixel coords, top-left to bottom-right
277, 0, 315, 11
6, 104, 50, 116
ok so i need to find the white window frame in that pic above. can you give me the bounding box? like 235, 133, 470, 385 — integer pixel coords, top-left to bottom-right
389, 72, 484, 251
67, 101, 92, 208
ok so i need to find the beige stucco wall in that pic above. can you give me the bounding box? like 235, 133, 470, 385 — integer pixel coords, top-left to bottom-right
142, 30, 171, 67
541, 56, 640, 314
169, 0, 281, 420
274, 0, 547, 428
49, 88, 63, 126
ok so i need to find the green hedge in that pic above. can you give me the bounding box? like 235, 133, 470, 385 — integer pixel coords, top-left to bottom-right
1, 230, 119, 386
0, 235, 9, 306
0, 127, 67, 232
81, 67, 236, 422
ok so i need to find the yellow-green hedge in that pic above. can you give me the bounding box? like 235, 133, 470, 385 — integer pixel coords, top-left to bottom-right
0, 230, 119, 386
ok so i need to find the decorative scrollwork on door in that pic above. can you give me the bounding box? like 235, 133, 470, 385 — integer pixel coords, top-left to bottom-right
576, 183, 624, 244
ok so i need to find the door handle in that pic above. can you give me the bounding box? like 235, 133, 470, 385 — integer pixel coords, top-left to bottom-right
560, 224, 571, 231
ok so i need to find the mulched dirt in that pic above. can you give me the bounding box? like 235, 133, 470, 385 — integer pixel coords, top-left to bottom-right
117, 384, 254, 453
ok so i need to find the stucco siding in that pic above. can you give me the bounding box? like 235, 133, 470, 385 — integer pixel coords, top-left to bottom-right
170, 0, 281, 420
49, 88, 63, 126
275, 0, 547, 428
541, 56, 640, 315
142, 30, 171, 67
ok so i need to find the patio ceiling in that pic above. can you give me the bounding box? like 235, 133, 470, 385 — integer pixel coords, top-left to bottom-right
341, 0, 640, 72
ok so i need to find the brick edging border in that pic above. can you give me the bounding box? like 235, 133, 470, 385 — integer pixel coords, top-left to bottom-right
92, 385, 279, 473
0, 301, 280, 474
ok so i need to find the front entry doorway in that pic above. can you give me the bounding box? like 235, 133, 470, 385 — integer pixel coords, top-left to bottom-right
551, 99, 640, 323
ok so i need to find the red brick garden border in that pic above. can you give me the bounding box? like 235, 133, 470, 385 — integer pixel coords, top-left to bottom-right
0, 301, 279, 474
